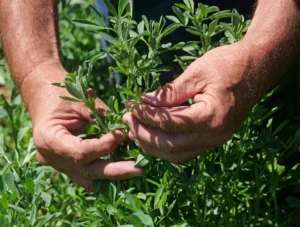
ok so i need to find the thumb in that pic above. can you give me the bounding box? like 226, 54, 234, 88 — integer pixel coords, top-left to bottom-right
142, 62, 206, 107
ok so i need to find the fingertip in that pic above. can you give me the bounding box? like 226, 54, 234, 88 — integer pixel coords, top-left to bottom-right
127, 161, 145, 177
131, 168, 145, 177
102, 161, 145, 179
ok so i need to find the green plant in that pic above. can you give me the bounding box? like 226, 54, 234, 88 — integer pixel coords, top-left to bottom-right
54, 0, 250, 164
0, 0, 299, 226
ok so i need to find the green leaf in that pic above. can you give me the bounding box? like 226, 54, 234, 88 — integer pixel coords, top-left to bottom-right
104, 0, 117, 16
75, 76, 87, 101
211, 12, 238, 19
186, 28, 202, 36
89, 52, 108, 66
9, 204, 25, 213
35, 212, 62, 227
25, 177, 35, 195
109, 183, 117, 204
183, 0, 194, 13
90, 5, 107, 26
161, 23, 181, 38
4, 173, 20, 197
137, 76, 142, 86
135, 153, 151, 167
142, 16, 150, 31
116, 84, 136, 97
72, 20, 105, 31
154, 186, 164, 207
174, 3, 192, 13
108, 96, 116, 111
59, 96, 82, 102
172, 6, 185, 25
0, 133, 5, 156
127, 149, 140, 159
118, 0, 129, 15
208, 19, 219, 35
108, 124, 127, 131
207, 6, 220, 15
29, 198, 37, 225
113, 98, 120, 113
199, 3, 208, 18
166, 15, 181, 24
124, 191, 138, 211
225, 30, 235, 44
64, 80, 83, 100
41, 192, 52, 207
137, 21, 145, 35
220, 22, 234, 34
99, 32, 119, 45
51, 82, 65, 88
130, 210, 154, 227
167, 199, 176, 216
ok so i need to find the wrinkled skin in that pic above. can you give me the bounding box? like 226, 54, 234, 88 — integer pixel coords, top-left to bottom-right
123, 41, 264, 164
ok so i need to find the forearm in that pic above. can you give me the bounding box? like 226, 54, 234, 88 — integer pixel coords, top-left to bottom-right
0, 0, 66, 108
243, 0, 300, 88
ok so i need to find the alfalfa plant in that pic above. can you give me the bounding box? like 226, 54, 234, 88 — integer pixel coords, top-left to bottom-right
53, 0, 249, 166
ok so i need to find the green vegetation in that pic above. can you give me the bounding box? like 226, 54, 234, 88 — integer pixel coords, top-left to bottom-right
0, 0, 299, 226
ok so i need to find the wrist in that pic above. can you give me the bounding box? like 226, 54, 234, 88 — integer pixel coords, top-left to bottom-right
20, 61, 68, 113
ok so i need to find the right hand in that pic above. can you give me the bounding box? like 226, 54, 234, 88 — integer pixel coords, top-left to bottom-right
23, 63, 143, 191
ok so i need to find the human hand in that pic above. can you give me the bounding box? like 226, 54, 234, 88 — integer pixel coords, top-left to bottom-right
123, 41, 266, 164
24, 64, 143, 190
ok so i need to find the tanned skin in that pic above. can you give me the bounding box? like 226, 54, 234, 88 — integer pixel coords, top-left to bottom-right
124, 0, 300, 164
0, 0, 299, 189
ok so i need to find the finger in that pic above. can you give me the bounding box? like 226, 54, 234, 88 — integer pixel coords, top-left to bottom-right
142, 60, 207, 107
130, 101, 213, 132
37, 152, 144, 188
137, 141, 201, 165
76, 160, 144, 180
124, 113, 213, 153
47, 127, 126, 164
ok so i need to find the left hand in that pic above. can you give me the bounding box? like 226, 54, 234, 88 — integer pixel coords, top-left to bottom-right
123, 41, 266, 164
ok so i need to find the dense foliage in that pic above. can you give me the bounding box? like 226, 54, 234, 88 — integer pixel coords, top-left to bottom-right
0, 0, 299, 226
